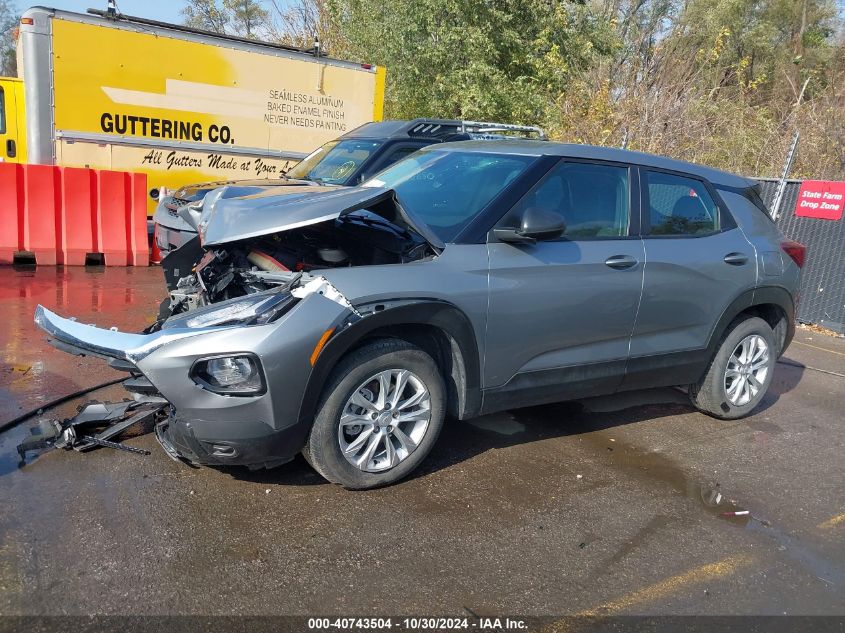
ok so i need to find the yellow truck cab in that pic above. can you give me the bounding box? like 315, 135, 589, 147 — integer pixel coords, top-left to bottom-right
2, 7, 385, 212
0, 77, 26, 163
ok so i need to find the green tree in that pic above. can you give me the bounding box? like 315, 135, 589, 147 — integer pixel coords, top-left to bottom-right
182, 0, 229, 33
328, 0, 615, 123
182, 0, 270, 39
223, 0, 270, 38
177, 0, 845, 178
572, 0, 844, 177
266, 0, 336, 50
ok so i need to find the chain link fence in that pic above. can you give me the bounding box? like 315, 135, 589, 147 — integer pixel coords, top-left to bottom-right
756, 178, 845, 334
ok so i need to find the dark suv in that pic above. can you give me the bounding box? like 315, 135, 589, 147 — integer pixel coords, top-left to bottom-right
153, 119, 545, 256
284, 119, 545, 186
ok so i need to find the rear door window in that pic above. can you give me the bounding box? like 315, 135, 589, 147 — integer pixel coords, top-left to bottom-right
645, 171, 719, 236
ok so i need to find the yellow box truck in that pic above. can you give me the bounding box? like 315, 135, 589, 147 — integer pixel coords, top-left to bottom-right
0, 7, 385, 211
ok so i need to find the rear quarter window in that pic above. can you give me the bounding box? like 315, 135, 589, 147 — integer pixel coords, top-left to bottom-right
646, 171, 719, 236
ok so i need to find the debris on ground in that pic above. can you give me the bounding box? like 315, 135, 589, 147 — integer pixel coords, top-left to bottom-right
17, 400, 167, 463
798, 322, 845, 338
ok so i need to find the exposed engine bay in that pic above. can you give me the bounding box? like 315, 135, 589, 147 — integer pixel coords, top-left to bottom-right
155, 195, 436, 329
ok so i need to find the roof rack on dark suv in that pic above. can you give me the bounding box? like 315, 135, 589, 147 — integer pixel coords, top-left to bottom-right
402, 119, 546, 140
340, 118, 545, 141
284, 118, 546, 187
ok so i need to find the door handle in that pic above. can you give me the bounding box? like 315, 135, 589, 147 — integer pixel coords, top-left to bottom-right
605, 255, 638, 270
5, 139, 15, 159
723, 252, 748, 266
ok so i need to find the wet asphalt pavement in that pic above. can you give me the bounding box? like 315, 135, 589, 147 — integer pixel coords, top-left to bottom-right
0, 265, 844, 618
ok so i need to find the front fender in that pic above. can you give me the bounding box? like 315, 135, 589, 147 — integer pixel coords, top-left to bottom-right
297, 299, 482, 427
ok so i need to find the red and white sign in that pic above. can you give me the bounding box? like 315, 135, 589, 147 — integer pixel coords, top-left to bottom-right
794, 180, 845, 220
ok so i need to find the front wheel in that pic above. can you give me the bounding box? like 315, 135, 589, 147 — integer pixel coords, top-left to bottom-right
303, 339, 446, 489
690, 316, 776, 419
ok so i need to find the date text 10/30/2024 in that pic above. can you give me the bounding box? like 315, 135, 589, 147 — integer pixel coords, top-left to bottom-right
307, 618, 528, 631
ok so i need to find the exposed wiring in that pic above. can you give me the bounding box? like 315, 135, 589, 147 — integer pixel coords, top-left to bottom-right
0, 377, 126, 435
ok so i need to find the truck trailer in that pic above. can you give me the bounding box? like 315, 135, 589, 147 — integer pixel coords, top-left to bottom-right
0, 6, 386, 212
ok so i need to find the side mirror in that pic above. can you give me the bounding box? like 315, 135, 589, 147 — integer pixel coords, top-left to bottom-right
494, 207, 565, 244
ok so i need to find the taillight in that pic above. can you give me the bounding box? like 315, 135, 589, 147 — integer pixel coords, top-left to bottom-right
781, 240, 806, 268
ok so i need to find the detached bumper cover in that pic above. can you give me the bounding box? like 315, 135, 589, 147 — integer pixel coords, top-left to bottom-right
34, 305, 209, 363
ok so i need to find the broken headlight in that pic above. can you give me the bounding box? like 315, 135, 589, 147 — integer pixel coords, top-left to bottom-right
163, 291, 296, 330
191, 354, 265, 395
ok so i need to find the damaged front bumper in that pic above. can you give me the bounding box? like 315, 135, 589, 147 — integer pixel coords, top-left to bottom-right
33, 285, 353, 468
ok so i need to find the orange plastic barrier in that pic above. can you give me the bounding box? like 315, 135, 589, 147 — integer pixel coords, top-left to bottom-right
60, 167, 96, 266
0, 163, 23, 265
0, 163, 149, 266
23, 165, 60, 265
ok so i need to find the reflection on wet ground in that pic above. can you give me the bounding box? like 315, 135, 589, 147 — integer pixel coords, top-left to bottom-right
0, 265, 165, 425
466, 388, 845, 593
1, 265, 844, 615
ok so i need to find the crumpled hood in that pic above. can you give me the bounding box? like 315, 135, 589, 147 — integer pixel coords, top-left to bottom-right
201, 184, 443, 250
173, 177, 309, 202
156, 178, 316, 233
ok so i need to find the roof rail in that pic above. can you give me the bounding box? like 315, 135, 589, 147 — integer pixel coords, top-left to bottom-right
405, 119, 546, 140
460, 120, 547, 140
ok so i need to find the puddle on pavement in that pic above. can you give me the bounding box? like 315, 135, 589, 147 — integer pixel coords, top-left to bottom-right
466, 413, 526, 436
577, 387, 690, 413
581, 431, 845, 588
0, 266, 166, 428
0, 422, 43, 477
0, 383, 138, 476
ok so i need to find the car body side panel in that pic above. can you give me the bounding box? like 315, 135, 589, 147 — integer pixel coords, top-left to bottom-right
484, 239, 646, 389
718, 190, 801, 295
299, 299, 483, 425
319, 245, 491, 351
629, 228, 758, 358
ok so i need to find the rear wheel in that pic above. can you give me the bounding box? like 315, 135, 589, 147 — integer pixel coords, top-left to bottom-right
303, 339, 446, 489
690, 316, 776, 419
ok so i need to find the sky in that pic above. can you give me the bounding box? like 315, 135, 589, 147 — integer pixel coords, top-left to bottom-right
15, 0, 184, 23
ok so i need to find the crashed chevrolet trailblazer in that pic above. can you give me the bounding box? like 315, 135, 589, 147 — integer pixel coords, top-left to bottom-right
35, 141, 801, 489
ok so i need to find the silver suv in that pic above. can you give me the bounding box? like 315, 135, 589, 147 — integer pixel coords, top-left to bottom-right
36, 141, 804, 489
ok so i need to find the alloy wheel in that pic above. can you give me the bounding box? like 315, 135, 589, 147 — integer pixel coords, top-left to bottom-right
338, 369, 431, 473
724, 334, 770, 406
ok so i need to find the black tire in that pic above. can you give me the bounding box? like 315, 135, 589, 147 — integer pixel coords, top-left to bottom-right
303, 339, 446, 489
690, 316, 776, 419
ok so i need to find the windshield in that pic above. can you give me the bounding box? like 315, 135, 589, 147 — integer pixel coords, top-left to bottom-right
287, 139, 384, 184
364, 150, 536, 242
